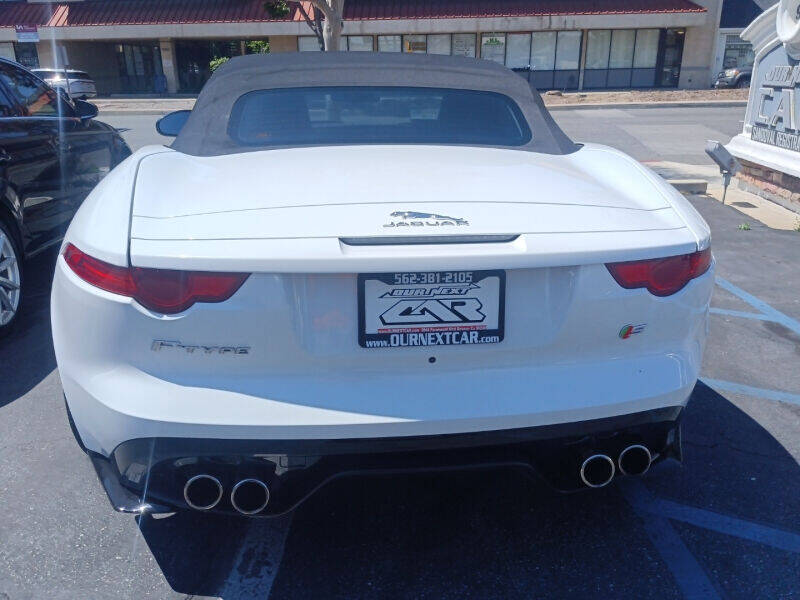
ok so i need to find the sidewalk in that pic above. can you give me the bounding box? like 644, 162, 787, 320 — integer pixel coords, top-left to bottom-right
649, 161, 800, 231
92, 97, 196, 114
91, 88, 749, 114
544, 87, 748, 109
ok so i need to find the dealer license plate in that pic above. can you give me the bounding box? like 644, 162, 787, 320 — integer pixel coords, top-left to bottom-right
358, 270, 505, 349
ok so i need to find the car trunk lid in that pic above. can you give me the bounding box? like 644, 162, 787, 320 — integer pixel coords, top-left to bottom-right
129, 145, 696, 271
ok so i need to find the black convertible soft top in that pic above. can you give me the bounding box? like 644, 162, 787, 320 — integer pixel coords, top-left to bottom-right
171, 51, 577, 156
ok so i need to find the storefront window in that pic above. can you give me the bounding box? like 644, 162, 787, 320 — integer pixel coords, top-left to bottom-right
632, 29, 660, 87
633, 29, 660, 68
555, 31, 581, 70
554, 31, 581, 89
427, 34, 451, 55
584, 30, 612, 88
585, 30, 611, 69
609, 30, 635, 68
0, 42, 14, 62
298, 36, 321, 51
378, 35, 401, 53
348, 36, 374, 52
403, 34, 427, 54
175, 40, 244, 92
506, 33, 531, 69
452, 34, 476, 57
480, 34, 506, 64
723, 35, 754, 69
527, 32, 555, 89
530, 32, 556, 71
12, 43, 39, 69
117, 43, 163, 93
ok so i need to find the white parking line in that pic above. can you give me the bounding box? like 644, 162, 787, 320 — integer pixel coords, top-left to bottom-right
219, 513, 294, 600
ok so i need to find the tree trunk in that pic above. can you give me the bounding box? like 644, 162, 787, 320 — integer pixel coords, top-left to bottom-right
322, 9, 343, 51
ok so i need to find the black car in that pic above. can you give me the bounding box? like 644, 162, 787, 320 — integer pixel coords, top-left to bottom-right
0, 58, 131, 336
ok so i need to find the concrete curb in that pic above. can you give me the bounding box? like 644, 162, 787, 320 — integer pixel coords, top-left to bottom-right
667, 179, 709, 194
99, 110, 177, 116
547, 100, 747, 110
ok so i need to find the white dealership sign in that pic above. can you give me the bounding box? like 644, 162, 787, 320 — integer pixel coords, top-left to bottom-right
727, 0, 800, 179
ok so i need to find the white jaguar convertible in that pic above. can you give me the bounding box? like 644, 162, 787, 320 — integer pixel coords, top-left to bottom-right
52, 53, 713, 516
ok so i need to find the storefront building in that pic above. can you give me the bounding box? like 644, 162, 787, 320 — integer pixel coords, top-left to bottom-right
0, 0, 723, 95
301, 28, 688, 90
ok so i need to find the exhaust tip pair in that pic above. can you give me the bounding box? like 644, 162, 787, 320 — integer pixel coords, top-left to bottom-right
183, 475, 270, 514
579, 444, 652, 488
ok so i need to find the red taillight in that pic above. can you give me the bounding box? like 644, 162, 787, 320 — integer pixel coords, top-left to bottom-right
606, 248, 711, 297
63, 244, 249, 314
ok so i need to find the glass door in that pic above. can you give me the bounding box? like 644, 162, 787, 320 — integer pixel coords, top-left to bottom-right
657, 29, 685, 88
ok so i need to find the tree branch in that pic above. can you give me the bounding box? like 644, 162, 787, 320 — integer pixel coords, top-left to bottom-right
307, 0, 335, 22
295, 2, 324, 48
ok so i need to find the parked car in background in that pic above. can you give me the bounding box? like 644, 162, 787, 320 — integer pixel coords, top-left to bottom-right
31, 68, 97, 99
0, 58, 130, 336
714, 66, 752, 88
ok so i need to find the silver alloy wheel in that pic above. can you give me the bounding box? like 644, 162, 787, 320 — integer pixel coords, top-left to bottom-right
0, 228, 21, 326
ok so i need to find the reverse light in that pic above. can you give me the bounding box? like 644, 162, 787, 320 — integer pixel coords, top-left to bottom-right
62, 244, 249, 314
606, 248, 711, 297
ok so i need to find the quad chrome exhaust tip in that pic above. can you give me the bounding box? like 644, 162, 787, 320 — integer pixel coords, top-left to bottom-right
231, 478, 270, 515
184, 474, 223, 510
618, 444, 652, 476
579, 454, 616, 488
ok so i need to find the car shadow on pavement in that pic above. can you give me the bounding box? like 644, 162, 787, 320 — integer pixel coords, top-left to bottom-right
0, 248, 59, 408
137, 383, 800, 600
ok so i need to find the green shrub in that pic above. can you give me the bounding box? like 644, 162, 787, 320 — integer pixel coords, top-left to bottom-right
209, 56, 230, 72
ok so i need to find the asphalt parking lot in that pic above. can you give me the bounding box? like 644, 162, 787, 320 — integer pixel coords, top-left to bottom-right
1, 106, 798, 600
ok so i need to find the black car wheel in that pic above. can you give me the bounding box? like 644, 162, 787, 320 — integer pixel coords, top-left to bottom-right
0, 220, 23, 337
736, 77, 751, 88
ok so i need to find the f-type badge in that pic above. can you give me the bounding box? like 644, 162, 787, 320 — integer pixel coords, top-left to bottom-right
151, 340, 250, 355
383, 211, 469, 228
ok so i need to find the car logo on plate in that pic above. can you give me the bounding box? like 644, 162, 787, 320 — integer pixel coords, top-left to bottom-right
380, 299, 485, 325
383, 211, 469, 228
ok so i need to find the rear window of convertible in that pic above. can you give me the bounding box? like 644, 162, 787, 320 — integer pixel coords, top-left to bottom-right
227, 86, 532, 147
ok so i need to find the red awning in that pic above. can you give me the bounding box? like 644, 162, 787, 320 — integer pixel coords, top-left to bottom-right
340, 0, 706, 20
0, 0, 705, 29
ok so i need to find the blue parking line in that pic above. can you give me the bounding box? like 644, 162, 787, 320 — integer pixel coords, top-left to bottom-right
715, 277, 800, 336
701, 378, 800, 407
621, 480, 721, 600
652, 498, 800, 554
709, 308, 773, 322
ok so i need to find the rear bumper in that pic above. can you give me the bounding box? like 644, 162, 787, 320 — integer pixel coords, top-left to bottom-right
72, 402, 684, 516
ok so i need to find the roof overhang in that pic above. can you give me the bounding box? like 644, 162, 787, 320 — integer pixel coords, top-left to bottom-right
0, 0, 707, 42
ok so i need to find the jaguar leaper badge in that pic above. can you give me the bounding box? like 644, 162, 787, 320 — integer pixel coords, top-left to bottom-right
383, 211, 469, 228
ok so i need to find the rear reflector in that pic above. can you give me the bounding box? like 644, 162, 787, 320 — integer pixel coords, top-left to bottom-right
63, 244, 249, 314
606, 248, 711, 297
